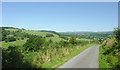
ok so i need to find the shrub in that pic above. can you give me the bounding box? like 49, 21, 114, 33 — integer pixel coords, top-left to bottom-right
69, 36, 77, 45
21, 37, 24, 40
23, 37, 46, 51
17, 38, 20, 40
2, 46, 24, 68
49, 39, 53, 43
59, 40, 69, 47
7, 37, 16, 42
59, 35, 69, 40
46, 34, 54, 37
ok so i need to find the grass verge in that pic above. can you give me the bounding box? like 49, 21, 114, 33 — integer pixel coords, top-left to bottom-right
43, 43, 99, 68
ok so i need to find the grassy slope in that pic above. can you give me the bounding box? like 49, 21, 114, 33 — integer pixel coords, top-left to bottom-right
2, 28, 62, 49
44, 43, 99, 68
24, 44, 98, 68
3, 28, 93, 48
99, 45, 112, 68
22, 30, 62, 42
1, 38, 28, 49
99, 38, 118, 68
5, 28, 93, 42
5, 29, 18, 32
5, 28, 62, 42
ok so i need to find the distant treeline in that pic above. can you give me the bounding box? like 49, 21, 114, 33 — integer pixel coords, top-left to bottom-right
60, 31, 114, 39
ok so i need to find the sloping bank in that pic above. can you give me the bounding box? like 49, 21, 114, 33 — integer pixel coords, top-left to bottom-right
43, 43, 99, 68
99, 38, 119, 68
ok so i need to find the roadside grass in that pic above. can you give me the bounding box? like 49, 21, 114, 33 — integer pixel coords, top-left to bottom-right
105, 38, 115, 48
99, 46, 112, 68
22, 43, 99, 68
1, 38, 28, 49
42, 43, 99, 68
99, 37, 118, 68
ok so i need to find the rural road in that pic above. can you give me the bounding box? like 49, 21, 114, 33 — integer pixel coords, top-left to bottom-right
58, 45, 99, 68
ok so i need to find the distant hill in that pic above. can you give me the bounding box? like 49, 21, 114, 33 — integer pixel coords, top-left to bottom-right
59, 31, 114, 34
59, 31, 114, 39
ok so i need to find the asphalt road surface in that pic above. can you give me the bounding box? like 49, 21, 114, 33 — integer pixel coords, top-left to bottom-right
58, 45, 99, 68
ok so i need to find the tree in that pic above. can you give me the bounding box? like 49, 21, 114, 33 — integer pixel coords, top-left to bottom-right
2, 46, 24, 68
7, 37, 16, 42
21, 37, 24, 40
114, 27, 120, 41
59, 40, 69, 47
46, 34, 54, 37
69, 36, 77, 45
49, 39, 53, 43
23, 37, 46, 51
114, 27, 120, 52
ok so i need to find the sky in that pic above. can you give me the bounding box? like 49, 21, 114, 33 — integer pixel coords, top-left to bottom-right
2, 2, 118, 32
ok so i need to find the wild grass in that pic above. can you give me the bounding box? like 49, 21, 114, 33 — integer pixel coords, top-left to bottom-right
23, 43, 98, 68
105, 38, 115, 48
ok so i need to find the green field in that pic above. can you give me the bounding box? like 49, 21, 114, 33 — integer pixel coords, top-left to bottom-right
5, 28, 62, 42
5, 28, 18, 32
76, 38, 92, 41
1, 38, 28, 49
22, 30, 62, 42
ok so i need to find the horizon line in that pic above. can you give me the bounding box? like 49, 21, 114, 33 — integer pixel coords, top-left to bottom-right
1, 26, 114, 33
